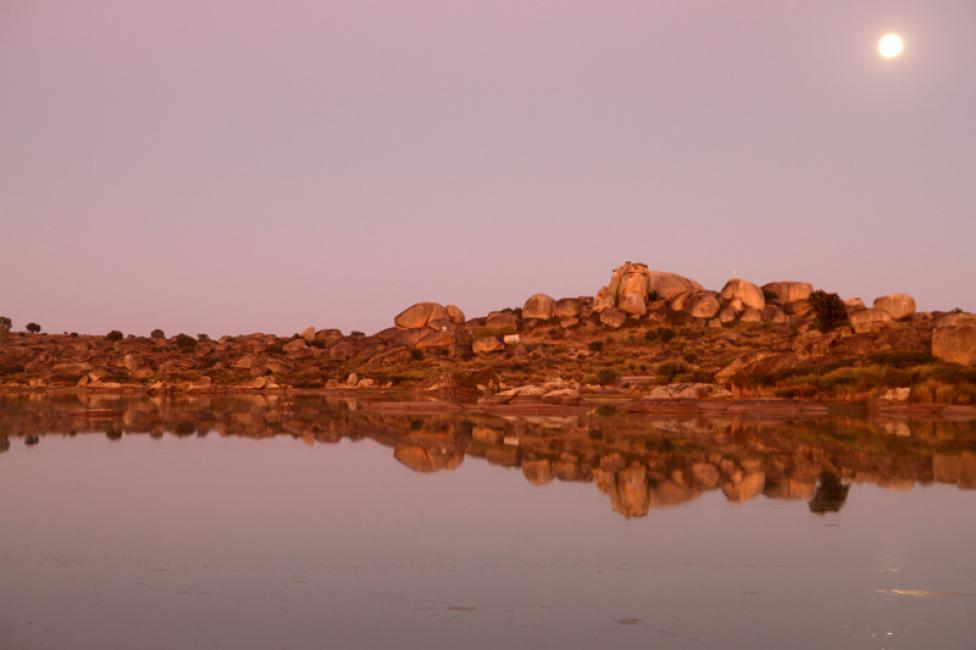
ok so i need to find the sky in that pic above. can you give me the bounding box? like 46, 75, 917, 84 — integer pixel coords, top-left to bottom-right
1, 0, 974, 336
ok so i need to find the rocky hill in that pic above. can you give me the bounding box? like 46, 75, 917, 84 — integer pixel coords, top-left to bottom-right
2, 262, 975, 410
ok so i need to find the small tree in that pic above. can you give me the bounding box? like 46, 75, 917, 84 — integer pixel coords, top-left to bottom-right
26, 322, 41, 334
808, 291, 850, 332
106, 330, 124, 341
0, 316, 10, 343
150, 329, 165, 339
174, 333, 197, 352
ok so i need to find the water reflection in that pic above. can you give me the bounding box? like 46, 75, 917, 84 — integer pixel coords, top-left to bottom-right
1, 394, 975, 519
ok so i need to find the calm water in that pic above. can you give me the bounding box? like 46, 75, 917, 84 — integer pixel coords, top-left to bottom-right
1, 395, 975, 649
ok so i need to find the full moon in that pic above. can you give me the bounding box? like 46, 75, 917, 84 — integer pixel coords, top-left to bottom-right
878, 33, 904, 59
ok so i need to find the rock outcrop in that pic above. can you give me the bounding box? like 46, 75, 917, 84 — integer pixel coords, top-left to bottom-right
932, 325, 976, 365
762, 281, 813, 304
394, 302, 450, 329
720, 279, 766, 310
874, 293, 916, 321
648, 271, 703, 300
523, 294, 555, 320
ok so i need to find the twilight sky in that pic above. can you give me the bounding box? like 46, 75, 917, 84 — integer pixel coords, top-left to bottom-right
1, 0, 974, 336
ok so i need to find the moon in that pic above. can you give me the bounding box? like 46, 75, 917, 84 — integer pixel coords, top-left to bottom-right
878, 33, 904, 59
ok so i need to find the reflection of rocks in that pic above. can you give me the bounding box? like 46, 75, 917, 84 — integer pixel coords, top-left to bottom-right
2, 395, 975, 520
393, 445, 463, 473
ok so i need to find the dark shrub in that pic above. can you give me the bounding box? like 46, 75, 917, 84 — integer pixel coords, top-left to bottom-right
588, 340, 604, 353
309, 339, 326, 349
808, 290, 849, 332
659, 328, 676, 343
26, 322, 41, 333
174, 333, 197, 351
0, 363, 25, 376
596, 404, 618, 417
106, 330, 124, 341
350, 331, 365, 337
197, 333, 210, 342
597, 368, 618, 386
410, 348, 424, 361
150, 329, 165, 339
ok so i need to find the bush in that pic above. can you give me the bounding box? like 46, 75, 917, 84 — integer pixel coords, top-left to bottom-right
150, 329, 165, 339
197, 333, 210, 342
26, 322, 41, 334
659, 328, 676, 343
808, 290, 849, 332
597, 368, 618, 386
588, 340, 604, 353
410, 348, 424, 361
106, 330, 124, 341
174, 333, 197, 351
350, 331, 365, 337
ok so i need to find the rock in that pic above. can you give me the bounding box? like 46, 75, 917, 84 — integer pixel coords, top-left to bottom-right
446, 304, 465, 324
613, 466, 650, 518
843, 297, 865, 310
301, 326, 316, 342
394, 302, 450, 329
721, 471, 766, 502
850, 308, 893, 333
611, 262, 651, 316
592, 287, 616, 313
522, 294, 555, 320
346, 373, 359, 386
874, 293, 916, 320
503, 333, 521, 345
932, 326, 976, 365
553, 298, 581, 318
391, 328, 428, 347
473, 336, 505, 354
648, 271, 703, 300
720, 279, 766, 310
719, 305, 738, 324
934, 312, 976, 328
740, 308, 762, 323
691, 463, 721, 489
122, 354, 142, 371
685, 292, 721, 319
761, 305, 787, 324
486, 311, 519, 334
599, 308, 628, 329
283, 338, 307, 353
559, 317, 579, 329
645, 383, 732, 399
415, 329, 455, 349
246, 376, 268, 389
762, 281, 813, 304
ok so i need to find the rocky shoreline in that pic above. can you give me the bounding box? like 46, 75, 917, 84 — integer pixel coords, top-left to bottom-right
2, 261, 975, 407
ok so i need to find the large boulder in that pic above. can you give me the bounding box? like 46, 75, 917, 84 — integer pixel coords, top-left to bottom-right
932, 326, 976, 365
485, 311, 519, 334
685, 292, 721, 319
473, 336, 505, 354
394, 302, 450, 329
849, 308, 893, 333
553, 298, 581, 318
720, 279, 765, 310
614, 263, 651, 316
873, 293, 916, 320
599, 308, 628, 329
446, 304, 466, 324
648, 271, 703, 300
762, 281, 813, 304
522, 294, 555, 320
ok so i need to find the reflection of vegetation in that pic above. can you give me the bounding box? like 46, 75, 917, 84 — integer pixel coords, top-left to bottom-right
809, 473, 850, 514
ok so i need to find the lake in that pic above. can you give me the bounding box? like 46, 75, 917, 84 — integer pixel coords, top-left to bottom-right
1, 394, 975, 649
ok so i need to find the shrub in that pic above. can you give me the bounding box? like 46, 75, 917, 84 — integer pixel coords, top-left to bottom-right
0, 363, 25, 376
197, 333, 210, 342
808, 290, 849, 332
309, 339, 326, 349
26, 322, 41, 333
350, 331, 365, 337
597, 368, 618, 386
410, 348, 424, 361
587, 340, 604, 353
150, 329, 165, 339
174, 333, 197, 351
659, 328, 676, 343
106, 330, 124, 341
657, 361, 688, 383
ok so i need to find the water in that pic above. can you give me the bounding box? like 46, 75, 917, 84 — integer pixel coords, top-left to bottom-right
1, 394, 975, 649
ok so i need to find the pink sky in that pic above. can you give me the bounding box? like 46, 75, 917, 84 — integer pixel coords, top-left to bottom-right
1, 0, 974, 336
